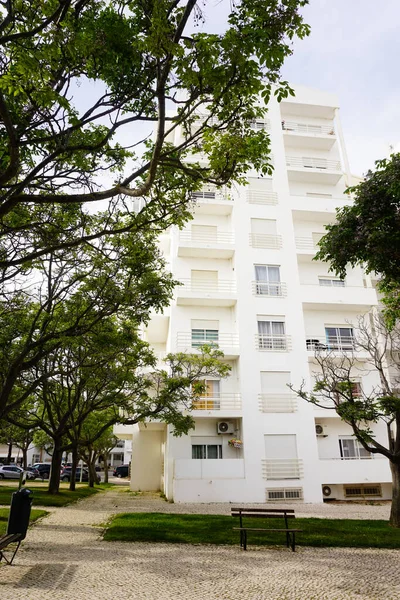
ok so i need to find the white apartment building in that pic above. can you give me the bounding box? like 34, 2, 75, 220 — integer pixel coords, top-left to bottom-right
116, 85, 392, 504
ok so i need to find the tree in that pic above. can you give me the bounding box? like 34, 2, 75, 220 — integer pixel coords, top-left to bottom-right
316, 154, 400, 322
291, 313, 400, 528
0, 0, 310, 278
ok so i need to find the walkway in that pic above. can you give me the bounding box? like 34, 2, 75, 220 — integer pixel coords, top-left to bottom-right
1, 489, 400, 600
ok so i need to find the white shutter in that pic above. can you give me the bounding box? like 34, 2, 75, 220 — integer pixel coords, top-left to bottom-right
251, 219, 277, 235
260, 372, 291, 393
191, 270, 218, 283
264, 435, 298, 459
191, 319, 219, 330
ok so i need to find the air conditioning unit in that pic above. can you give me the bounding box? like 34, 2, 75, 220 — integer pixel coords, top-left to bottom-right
315, 424, 328, 437
217, 421, 235, 434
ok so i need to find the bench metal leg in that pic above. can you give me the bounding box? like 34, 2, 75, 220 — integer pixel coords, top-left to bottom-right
243, 530, 247, 551
0, 541, 21, 565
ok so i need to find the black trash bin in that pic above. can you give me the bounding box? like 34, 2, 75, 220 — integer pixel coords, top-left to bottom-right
7, 488, 33, 540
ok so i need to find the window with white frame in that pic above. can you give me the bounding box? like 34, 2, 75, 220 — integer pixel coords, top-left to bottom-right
31, 454, 40, 465
325, 326, 354, 350
255, 265, 282, 296
339, 436, 371, 460
318, 277, 345, 287
192, 379, 221, 410
257, 318, 286, 350
192, 444, 222, 459
191, 320, 219, 347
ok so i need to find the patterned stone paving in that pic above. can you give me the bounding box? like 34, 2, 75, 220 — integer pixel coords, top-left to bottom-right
0, 489, 399, 600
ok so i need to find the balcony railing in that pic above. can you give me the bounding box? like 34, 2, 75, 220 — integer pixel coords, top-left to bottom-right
306, 336, 355, 352
179, 279, 236, 294
190, 189, 232, 203
246, 190, 278, 205
295, 237, 318, 251
249, 233, 282, 249
286, 156, 341, 171
191, 393, 242, 411
262, 459, 303, 480
256, 334, 291, 352
282, 121, 335, 136
258, 394, 297, 413
176, 332, 239, 351
252, 281, 287, 297
180, 230, 234, 245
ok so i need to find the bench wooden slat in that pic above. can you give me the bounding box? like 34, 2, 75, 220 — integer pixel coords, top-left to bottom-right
231, 507, 295, 514
0, 533, 21, 550
233, 527, 302, 532
232, 513, 295, 519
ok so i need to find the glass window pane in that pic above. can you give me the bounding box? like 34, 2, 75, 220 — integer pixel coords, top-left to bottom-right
267, 267, 280, 283
192, 445, 205, 459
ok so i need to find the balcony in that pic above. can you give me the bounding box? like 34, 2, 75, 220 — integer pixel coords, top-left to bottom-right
191, 188, 233, 216
282, 121, 336, 150
300, 284, 378, 311
256, 334, 292, 352
295, 237, 319, 256
252, 281, 287, 298
305, 335, 355, 352
176, 332, 240, 359
262, 459, 303, 480
178, 230, 235, 258
176, 279, 237, 307
246, 190, 278, 206
249, 233, 282, 250
174, 458, 245, 480
286, 156, 342, 184
318, 457, 391, 484
258, 394, 297, 413
191, 393, 242, 414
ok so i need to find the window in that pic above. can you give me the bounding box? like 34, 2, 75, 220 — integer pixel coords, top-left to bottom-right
255, 265, 281, 296
344, 485, 381, 498
112, 453, 124, 462
335, 381, 362, 399
325, 326, 354, 350
31, 454, 40, 464
339, 437, 371, 460
191, 329, 219, 347
258, 320, 286, 350
192, 444, 222, 459
319, 277, 345, 287
192, 380, 221, 410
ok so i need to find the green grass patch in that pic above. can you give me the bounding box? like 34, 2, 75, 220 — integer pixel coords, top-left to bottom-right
103, 512, 400, 549
0, 508, 48, 535
0, 484, 99, 507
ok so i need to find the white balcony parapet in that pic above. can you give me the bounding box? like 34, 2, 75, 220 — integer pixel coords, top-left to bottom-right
190, 188, 232, 203
249, 233, 282, 249
305, 336, 355, 352
282, 121, 335, 136
256, 334, 291, 352
250, 118, 271, 131
179, 279, 237, 294
295, 237, 318, 251
180, 230, 234, 245
258, 394, 297, 413
174, 458, 245, 480
191, 393, 242, 411
246, 190, 278, 205
252, 281, 287, 297
262, 459, 303, 480
176, 332, 239, 351
286, 156, 341, 171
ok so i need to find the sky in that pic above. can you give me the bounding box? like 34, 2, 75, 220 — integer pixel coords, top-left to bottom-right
197, 0, 400, 177
279, 0, 400, 177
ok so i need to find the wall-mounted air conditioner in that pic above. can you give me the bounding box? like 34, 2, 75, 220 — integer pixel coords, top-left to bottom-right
315, 424, 328, 437
217, 421, 235, 434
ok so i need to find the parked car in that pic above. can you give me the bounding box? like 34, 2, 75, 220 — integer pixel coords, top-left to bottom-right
0, 465, 35, 480
26, 466, 40, 479
60, 467, 101, 483
31, 463, 51, 478
113, 465, 129, 478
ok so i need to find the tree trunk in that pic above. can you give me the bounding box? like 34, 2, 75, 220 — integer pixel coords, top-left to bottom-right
69, 446, 78, 492
87, 450, 96, 488
22, 448, 28, 469
48, 441, 63, 494
390, 461, 400, 527
6, 442, 12, 464
103, 452, 109, 484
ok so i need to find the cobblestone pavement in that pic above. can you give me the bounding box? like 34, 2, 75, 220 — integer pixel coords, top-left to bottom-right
0, 488, 399, 600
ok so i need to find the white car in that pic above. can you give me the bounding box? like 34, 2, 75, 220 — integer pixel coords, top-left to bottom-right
0, 465, 35, 480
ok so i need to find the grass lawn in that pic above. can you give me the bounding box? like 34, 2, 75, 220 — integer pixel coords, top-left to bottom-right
0, 483, 100, 507
0, 508, 48, 535
103, 512, 400, 549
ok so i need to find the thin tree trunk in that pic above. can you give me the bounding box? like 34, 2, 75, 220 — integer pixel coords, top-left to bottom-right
22, 448, 28, 469
6, 442, 12, 464
69, 446, 78, 491
48, 441, 63, 494
87, 450, 96, 488
103, 452, 109, 484
390, 461, 400, 527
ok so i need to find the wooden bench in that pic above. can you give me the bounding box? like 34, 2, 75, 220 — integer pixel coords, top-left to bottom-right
0, 533, 23, 565
231, 507, 301, 552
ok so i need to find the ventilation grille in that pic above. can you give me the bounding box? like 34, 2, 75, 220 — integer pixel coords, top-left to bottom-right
344, 485, 382, 498
266, 488, 303, 502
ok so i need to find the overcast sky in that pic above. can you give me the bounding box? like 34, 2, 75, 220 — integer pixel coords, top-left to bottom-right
279, 0, 400, 177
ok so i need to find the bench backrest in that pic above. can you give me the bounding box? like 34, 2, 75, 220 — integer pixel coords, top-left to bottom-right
231, 507, 295, 527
